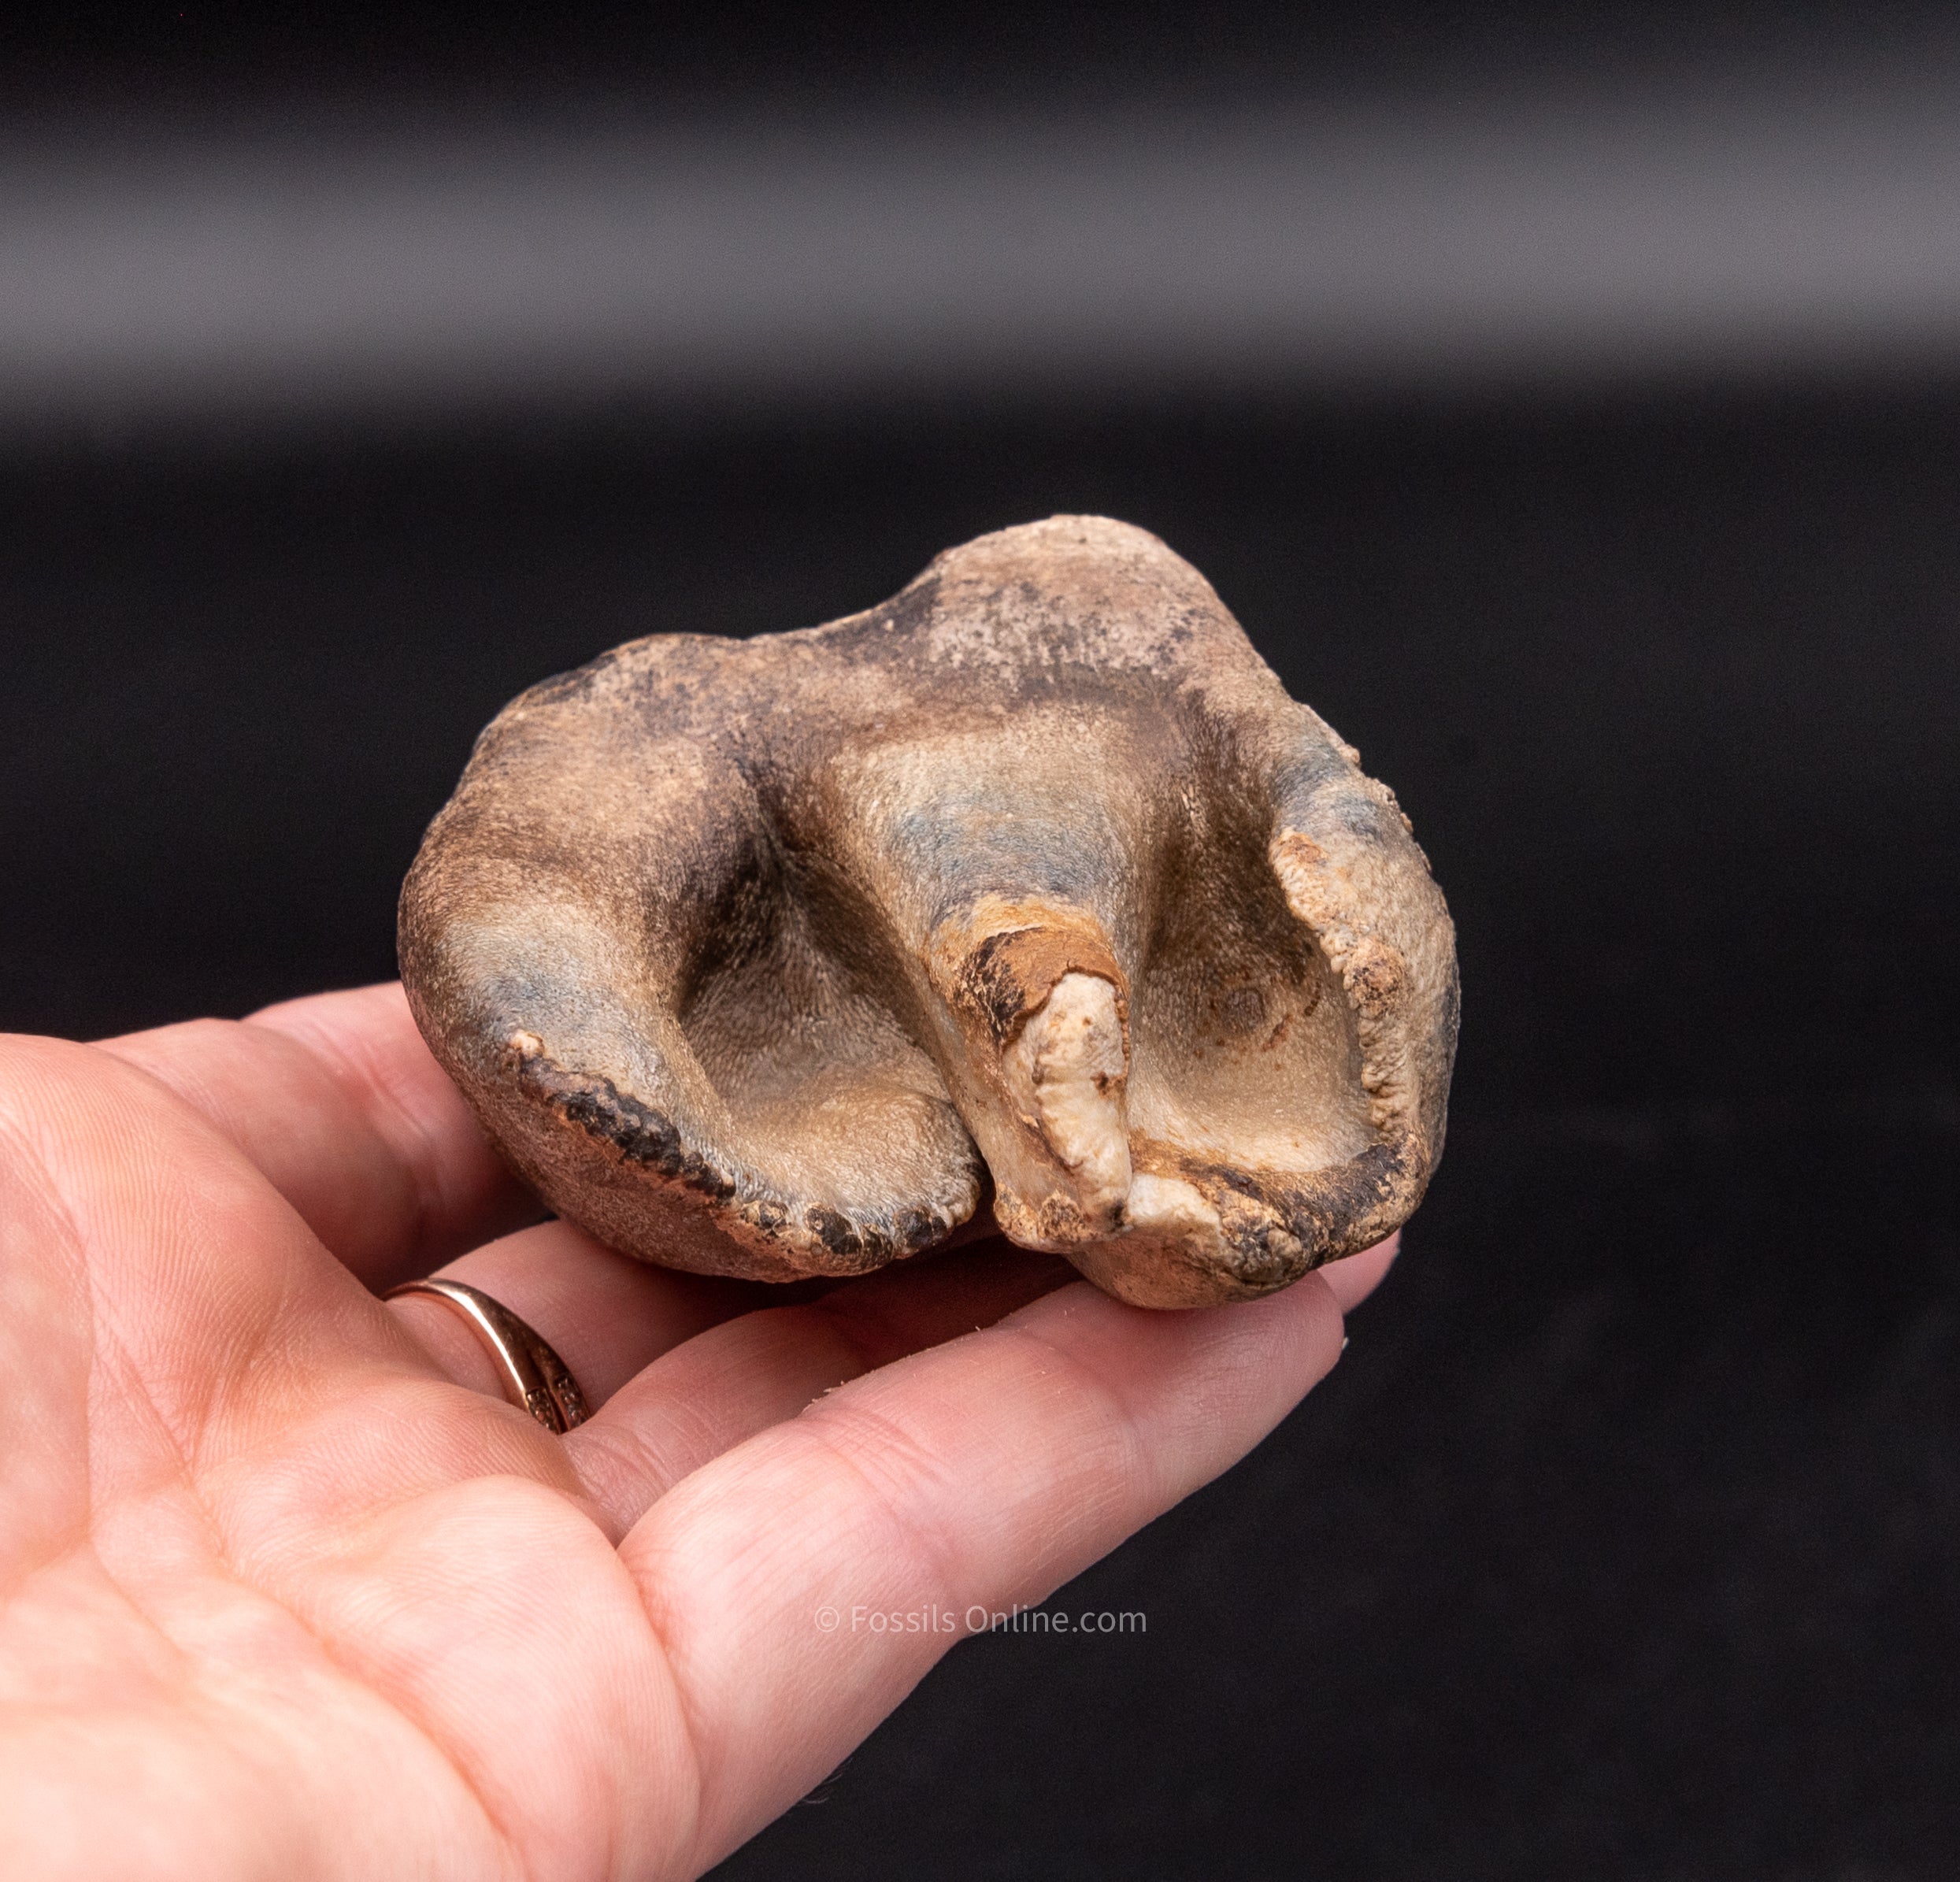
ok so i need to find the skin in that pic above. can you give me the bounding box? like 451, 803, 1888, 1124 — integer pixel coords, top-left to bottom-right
0, 981, 1393, 1880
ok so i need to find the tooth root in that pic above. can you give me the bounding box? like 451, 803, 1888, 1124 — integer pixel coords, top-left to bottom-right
1006, 971, 1132, 1218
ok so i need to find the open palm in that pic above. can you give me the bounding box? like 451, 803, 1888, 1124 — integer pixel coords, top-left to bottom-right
0, 984, 1380, 1879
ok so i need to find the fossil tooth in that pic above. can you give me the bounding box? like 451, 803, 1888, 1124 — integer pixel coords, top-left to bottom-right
400, 516, 1458, 1306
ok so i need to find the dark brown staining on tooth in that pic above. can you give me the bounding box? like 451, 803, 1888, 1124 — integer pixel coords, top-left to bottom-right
1344, 943, 1407, 1021
1217, 985, 1266, 1035
935, 907, 1128, 1052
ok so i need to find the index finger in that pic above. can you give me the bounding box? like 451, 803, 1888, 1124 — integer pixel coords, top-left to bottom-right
98, 981, 540, 1287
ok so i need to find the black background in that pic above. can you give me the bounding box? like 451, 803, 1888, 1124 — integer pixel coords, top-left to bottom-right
6, 7, 1960, 1878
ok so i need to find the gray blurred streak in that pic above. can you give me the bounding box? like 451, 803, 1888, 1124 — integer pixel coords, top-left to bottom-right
7, 78, 1960, 434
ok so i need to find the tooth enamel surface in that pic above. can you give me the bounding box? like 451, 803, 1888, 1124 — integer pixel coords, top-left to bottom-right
1121, 1173, 1226, 1257
1006, 971, 1131, 1217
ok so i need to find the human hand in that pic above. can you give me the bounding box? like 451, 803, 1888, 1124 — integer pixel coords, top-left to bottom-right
0, 984, 1389, 1879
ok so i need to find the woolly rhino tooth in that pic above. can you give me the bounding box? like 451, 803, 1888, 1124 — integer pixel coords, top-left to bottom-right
399, 515, 1459, 1307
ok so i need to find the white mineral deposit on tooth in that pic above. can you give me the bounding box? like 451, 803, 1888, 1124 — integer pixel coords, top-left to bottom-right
1121, 1174, 1225, 1258
1006, 970, 1132, 1224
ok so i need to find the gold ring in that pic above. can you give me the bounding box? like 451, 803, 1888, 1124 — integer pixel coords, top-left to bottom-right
385, 1278, 591, 1433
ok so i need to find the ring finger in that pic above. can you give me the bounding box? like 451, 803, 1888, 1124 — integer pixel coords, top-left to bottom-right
384, 1218, 801, 1411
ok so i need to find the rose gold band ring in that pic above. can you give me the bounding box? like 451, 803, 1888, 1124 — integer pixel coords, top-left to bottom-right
385, 1277, 591, 1433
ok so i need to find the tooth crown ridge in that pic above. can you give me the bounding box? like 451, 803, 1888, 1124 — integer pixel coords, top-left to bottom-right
399, 515, 1459, 1307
